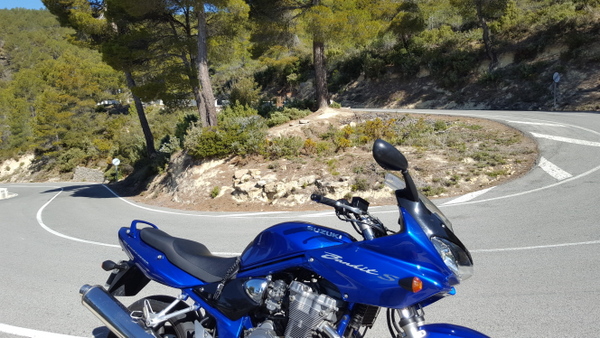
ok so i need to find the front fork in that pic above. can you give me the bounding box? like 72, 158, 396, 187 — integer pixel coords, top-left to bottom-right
387, 305, 426, 338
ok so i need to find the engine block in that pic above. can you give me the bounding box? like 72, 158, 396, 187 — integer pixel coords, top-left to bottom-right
284, 281, 338, 338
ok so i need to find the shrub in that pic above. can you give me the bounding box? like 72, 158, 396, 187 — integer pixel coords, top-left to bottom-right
158, 135, 180, 154
351, 177, 370, 192
359, 118, 397, 141
266, 107, 311, 127
334, 136, 351, 152
363, 53, 387, 80
330, 101, 342, 108
303, 138, 317, 155
57, 147, 88, 173
184, 107, 268, 159
266, 111, 291, 127
316, 141, 332, 155
174, 113, 199, 146
282, 107, 311, 120
285, 98, 315, 111
262, 136, 304, 159
219, 104, 259, 123
185, 127, 230, 159
434, 120, 448, 131
210, 186, 220, 199
229, 77, 261, 107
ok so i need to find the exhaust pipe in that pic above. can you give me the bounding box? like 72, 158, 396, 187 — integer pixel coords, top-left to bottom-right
80, 284, 158, 338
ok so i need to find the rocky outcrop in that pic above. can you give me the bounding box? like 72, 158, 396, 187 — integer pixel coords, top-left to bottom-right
229, 168, 391, 207
73, 166, 105, 182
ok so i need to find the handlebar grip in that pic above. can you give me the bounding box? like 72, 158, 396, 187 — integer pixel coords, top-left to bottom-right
310, 194, 338, 207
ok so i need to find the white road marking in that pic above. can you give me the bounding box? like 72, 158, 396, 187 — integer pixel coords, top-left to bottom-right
531, 132, 600, 147
472, 239, 600, 253
36, 187, 120, 248
538, 157, 573, 181
441, 161, 600, 206
506, 121, 565, 127
0, 323, 85, 338
100, 185, 289, 219
32, 185, 241, 254
442, 187, 495, 206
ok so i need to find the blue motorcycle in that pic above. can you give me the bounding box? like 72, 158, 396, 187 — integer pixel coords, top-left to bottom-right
80, 139, 488, 338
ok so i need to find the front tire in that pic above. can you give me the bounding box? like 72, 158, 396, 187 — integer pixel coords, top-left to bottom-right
107, 295, 196, 338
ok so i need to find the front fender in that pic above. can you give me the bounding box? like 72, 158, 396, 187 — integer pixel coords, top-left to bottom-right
420, 323, 490, 337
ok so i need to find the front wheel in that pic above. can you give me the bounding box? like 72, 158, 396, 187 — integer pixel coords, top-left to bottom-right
107, 295, 196, 338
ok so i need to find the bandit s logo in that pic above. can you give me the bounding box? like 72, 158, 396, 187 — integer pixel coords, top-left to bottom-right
320, 252, 399, 282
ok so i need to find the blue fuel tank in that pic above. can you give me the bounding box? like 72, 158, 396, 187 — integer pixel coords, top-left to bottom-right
240, 222, 356, 269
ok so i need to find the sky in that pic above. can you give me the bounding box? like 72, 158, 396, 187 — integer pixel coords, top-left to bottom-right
0, 0, 46, 10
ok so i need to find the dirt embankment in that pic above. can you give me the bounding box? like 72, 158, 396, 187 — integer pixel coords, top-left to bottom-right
117, 109, 537, 212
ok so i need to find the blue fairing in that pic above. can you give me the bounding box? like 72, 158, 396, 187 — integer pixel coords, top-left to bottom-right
240, 222, 357, 268
238, 212, 457, 309
420, 324, 490, 337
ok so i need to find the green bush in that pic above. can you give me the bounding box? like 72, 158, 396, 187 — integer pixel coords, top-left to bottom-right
229, 77, 261, 107
185, 127, 230, 158
266, 111, 291, 127
266, 107, 311, 127
363, 53, 387, 80
262, 136, 304, 159
282, 107, 311, 120
316, 141, 332, 155
57, 147, 88, 173
227, 116, 269, 156
158, 135, 181, 154
351, 177, 370, 192
428, 49, 478, 89
183, 110, 268, 160
210, 186, 220, 198
219, 104, 259, 123
358, 118, 398, 142
174, 113, 199, 146
284, 98, 315, 111
330, 101, 342, 108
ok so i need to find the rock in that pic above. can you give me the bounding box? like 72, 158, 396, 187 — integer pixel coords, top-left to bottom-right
73, 166, 105, 183
264, 182, 287, 199
234, 169, 249, 180
298, 175, 317, 187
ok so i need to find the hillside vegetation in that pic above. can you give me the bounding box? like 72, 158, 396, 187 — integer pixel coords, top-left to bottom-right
0, 2, 598, 206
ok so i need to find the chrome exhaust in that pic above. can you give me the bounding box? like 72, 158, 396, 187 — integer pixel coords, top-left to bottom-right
80, 284, 158, 338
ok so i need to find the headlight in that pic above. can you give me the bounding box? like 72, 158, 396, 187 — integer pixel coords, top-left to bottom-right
431, 237, 474, 281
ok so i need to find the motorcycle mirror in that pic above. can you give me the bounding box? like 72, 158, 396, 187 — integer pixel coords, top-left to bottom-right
372, 139, 409, 171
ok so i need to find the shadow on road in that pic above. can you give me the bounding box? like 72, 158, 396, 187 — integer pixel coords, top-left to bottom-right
42, 184, 119, 199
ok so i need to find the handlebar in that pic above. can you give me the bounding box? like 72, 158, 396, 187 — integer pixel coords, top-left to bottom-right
310, 194, 364, 215
311, 194, 384, 240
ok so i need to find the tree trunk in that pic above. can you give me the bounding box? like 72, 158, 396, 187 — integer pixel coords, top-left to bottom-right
125, 71, 156, 158
196, 5, 217, 127
476, 1, 497, 71
193, 86, 207, 124
313, 39, 329, 110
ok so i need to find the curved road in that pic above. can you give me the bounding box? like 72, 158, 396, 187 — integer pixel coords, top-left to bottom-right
1, 109, 599, 337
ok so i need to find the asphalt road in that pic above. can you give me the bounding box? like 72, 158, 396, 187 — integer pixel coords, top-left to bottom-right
1, 109, 599, 337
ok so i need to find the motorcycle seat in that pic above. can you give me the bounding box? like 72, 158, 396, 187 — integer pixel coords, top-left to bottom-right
140, 228, 239, 283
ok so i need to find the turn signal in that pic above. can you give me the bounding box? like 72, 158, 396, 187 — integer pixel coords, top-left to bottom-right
399, 277, 423, 293
411, 277, 423, 293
